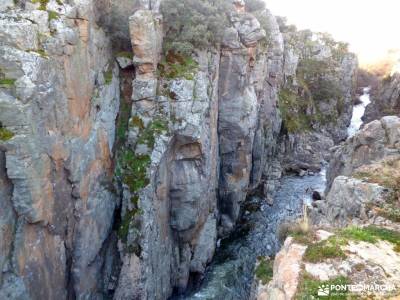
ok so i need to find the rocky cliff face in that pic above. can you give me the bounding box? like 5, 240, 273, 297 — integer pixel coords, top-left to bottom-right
278, 28, 358, 174
312, 116, 400, 227
0, 1, 358, 299
0, 1, 120, 299
364, 72, 400, 123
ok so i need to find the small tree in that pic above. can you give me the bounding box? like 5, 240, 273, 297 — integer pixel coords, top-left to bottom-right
161, 0, 232, 55
245, 0, 266, 12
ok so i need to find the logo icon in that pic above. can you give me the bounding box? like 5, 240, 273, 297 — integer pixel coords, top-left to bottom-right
318, 285, 330, 296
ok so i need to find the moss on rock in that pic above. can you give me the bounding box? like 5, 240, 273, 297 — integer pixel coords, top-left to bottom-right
0, 127, 14, 141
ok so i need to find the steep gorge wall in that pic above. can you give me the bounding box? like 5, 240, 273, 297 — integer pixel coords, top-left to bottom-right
0, 0, 120, 298
0, 1, 357, 299
364, 72, 400, 123
278, 27, 358, 174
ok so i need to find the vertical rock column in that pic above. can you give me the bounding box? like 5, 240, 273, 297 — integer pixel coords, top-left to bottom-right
115, 2, 220, 298
218, 1, 266, 234
0, 1, 120, 299
114, 4, 169, 300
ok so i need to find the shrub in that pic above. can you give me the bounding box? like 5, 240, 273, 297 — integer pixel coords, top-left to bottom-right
245, 0, 266, 12
255, 257, 274, 284
277, 219, 314, 245
296, 273, 350, 300
278, 88, 314, 133
303, 237, 347, 263
340, 226, 400, 252
161, 0, 232, 55
157, 52, 198, 80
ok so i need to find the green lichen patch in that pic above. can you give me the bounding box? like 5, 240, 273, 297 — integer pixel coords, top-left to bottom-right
28, 49, 48, 58
0, 126, 14, 141
157, 52, 198, 80
134, 117, 168, 149
116, 51, 134, 59
104, 69, 113, 85
31, 0, 49, 10
303, 236, 347, 263
255, 257, 274, 285
48, 10, 59, 21
0, 78, 16, 87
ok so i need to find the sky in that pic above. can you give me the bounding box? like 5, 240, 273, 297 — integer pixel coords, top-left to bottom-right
265, 0, 400, 65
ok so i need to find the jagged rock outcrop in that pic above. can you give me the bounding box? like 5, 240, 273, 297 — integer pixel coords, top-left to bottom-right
278, 29, 358, 173
0, 0, 120, 298
218, 4, 282, 235
256, 237, 306, 300
311, 176, 389, 227
257, 228, 400, 299
114, 3, 220, 298
311, 116, 400, 228
327, 116, 400, 189
364, 72, 400, 123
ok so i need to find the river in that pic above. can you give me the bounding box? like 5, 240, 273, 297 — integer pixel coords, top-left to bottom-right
347, 88, 371, 137
175, 89, 370, 300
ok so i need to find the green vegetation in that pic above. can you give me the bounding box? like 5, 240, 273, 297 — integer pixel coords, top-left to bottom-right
245, 0, 266, 12
104, 69, 113, 85
161, 0, 231, 55
116, 51, 134, 59
303, 236, 347, 263
114, 116, 168, 243
0, 125, 14, 141
279, 57, 345, 132
31, 0, 49, 10
0, 78, 16, 87
255, 257, 274, 284
379, 204, 400, 223
353, 159, 400, 222
317, 32, 350, 61
340, 226, 400, 252
118, 150, 151, 196
297, 59, 342, 103
158, 52, 198, 80
133, 117, 168, 149
278, 88, 314, 133
278, 208, 312, 243
48, 10, 59, 21
117, 207, 142, 242
28, 49, 48, 58
116, 100, 131, 141
296, 273, 351, 300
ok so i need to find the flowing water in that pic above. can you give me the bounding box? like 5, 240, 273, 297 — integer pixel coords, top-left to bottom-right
177, 171, 327, 300
176, 90, 369, 300
347, 88, 371, 137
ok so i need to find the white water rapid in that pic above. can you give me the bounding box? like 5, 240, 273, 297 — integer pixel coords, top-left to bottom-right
347, 87, 371, 137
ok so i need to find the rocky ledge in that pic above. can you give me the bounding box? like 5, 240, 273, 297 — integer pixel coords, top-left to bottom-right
254, 116, 400, 299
